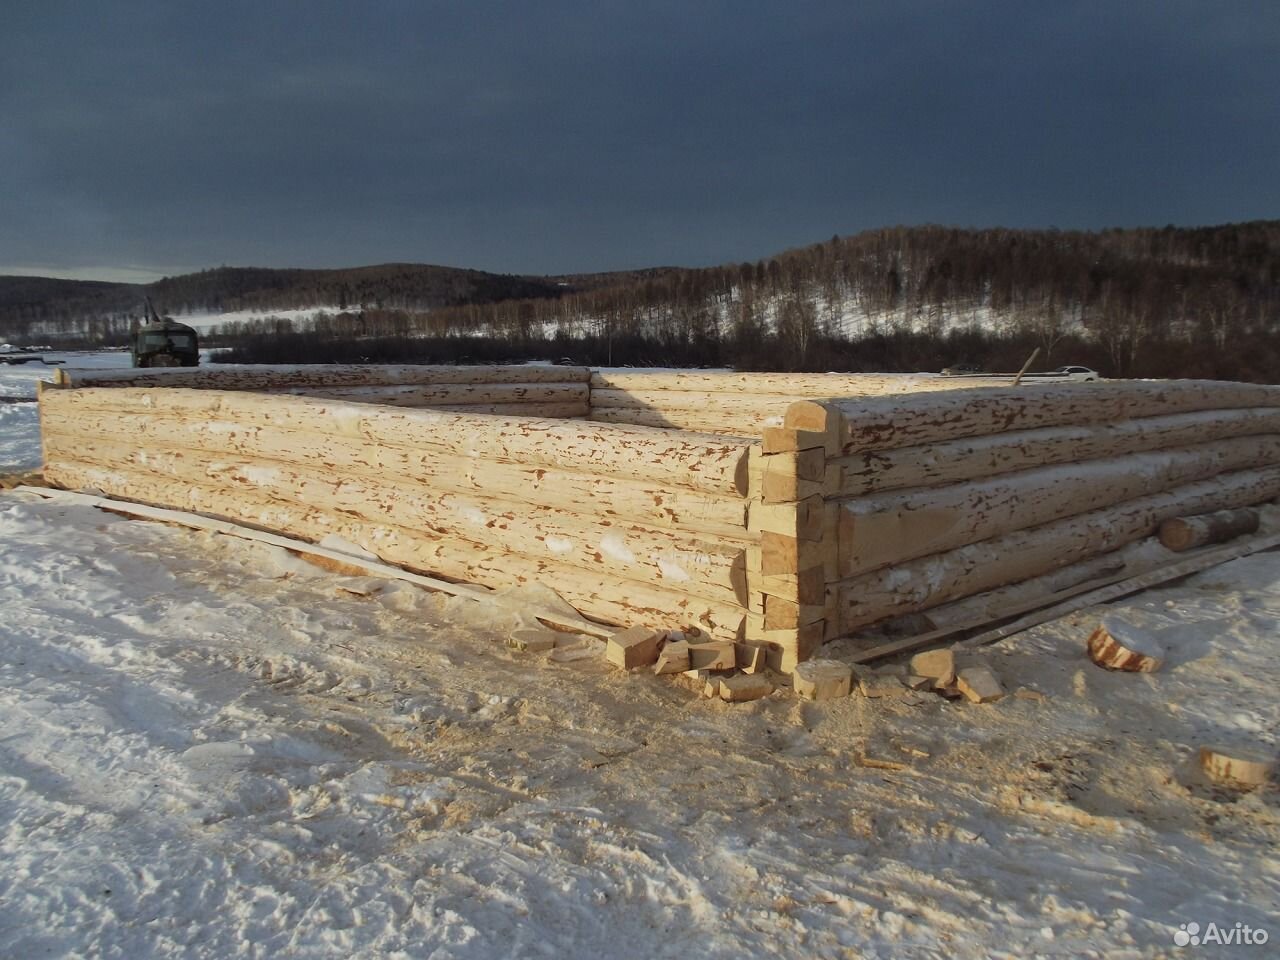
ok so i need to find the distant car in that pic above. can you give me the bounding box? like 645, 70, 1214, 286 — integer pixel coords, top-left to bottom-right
940, 364, 983, 376
1054, 365, 1100, 381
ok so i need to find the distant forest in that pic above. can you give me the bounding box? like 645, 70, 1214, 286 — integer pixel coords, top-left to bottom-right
5, 221, 1279, 381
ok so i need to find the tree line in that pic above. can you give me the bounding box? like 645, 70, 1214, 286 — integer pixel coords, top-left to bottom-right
7, 221, 1278, 381
214, 222, 1280, 381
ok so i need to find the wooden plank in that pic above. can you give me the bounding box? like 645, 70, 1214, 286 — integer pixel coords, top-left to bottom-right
761, 426, 833, 455
847, 531, 1280, 663
15, 485, 619, 639
749, 447, 826, 503
748, 495, 825, 541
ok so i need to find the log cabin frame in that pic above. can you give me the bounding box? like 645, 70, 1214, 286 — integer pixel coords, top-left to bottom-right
38, 366, 1280, 670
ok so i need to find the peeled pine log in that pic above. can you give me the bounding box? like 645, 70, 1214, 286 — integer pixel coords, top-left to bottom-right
404, 401, 589, 417
1158, 507, 1259, 552
1086, 618, 1165, 672
55, 363, 593, 390
785, 380, 1280, 455
41, 410, 750, 538
42, 388, 752, 495
277, 382, 587, 406
590, 388, 803, 418
833, 465, 1280, 632
587, 407, 771, 437
917, 537, 1170, 630
589, 371, 1015, 395
1199, 746, 1275, 789
830, 407, 1280, 497
41, 460, 750, 641
44, 440, 748, 605
837, 436, 1280, 577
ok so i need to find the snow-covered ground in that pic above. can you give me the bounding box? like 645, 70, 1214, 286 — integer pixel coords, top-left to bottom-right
1, 360, 1278, 956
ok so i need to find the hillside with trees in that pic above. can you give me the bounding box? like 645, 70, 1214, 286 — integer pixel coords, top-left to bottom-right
409, 221, 1280, 380
0, 263, 600, 343
4, 222, 1278, 381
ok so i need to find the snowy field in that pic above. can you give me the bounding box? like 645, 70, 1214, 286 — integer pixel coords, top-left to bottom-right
0, 351, 131, 473
1, 356, 1278, 957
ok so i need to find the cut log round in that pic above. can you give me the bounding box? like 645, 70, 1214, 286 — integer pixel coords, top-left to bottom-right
1158, 508, 1260, 552
792, 659, 853, 700
1086, 618, 1165, 672
1199, 746, 1275, 788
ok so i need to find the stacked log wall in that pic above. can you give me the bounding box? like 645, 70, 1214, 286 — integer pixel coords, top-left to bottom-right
781, 380, 1280, 646
40, 384, 755, 641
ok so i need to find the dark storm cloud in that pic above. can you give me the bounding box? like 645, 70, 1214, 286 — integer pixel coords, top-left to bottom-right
2, 0, 1278, 277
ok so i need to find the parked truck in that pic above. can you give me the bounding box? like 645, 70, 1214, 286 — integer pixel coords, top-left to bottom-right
132, 299, 199, 368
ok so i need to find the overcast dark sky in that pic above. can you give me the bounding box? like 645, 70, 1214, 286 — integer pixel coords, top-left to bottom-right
2, 1, 1278, 280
